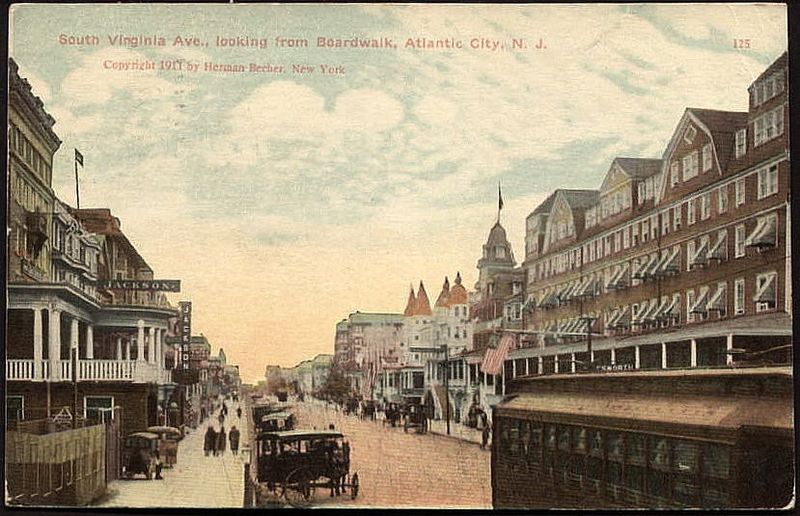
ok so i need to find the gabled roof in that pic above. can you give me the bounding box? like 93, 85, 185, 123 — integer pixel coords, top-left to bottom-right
613, 157, 663, 179
434, 277, 450, 308
530, 191, 558, 216
403, 286, 416, 316
559, 189, 600, 210
686, 108, 748, 172
414, 281, 432, 316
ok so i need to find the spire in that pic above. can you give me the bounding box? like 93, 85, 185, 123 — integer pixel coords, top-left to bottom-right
434, 276, 451, 308
415, 280, 432, 315
403, 284, 416, 316
449, 271, 468, 305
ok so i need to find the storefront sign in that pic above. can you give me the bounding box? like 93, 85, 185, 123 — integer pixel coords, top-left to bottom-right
99, 279, 181, 292
597, 363, 636, 372
172, 369, 199, 385
179, 301, 191, 370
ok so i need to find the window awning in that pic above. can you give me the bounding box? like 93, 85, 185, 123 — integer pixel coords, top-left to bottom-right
648, 298, 671, 322
656, 247, 681, 276
642, 254, 661, 278
707, 284, 727, 312
745, 216, 777, 249
615, 306, 631, 328
605, 309, 620, 330
607, 263, 630, 290
754, 274, 776, 304
657, 297, 680, 322
708, 233, 728, 261
630, 258, 647, 280
689, 240, 709, 269
689, 288, 710, 314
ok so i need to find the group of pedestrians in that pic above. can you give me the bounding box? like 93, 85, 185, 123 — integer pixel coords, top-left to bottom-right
203, 396, 244, 457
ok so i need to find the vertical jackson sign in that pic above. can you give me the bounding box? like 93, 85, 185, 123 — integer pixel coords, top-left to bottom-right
179, 301, 191, 370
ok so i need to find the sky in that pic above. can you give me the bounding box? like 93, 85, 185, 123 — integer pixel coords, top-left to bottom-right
9, 4, 787, 383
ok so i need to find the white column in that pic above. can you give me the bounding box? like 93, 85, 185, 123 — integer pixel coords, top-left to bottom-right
690, 339, 697, 368
537, 356, 543, 375
511, 359, 517, 379
173, 343, 179, 368
726, 333, 734, 365
610, 348, 616, 365
137, 320, 145, 362
125, 338, 131, 360
554, 355, 559, 374
148, 327, 156, 364
525, 358, 530, 376
86, 325, 94, 360
590, 349, 595, 363
661, 342, 668, 369
571, 353, 576, 373
33, 308, 43, 380
635, 346, 641, 369
70, 319, 79, 357
156, 328, 163, 368
49, 308, 61, 381
116, 337, 122, 360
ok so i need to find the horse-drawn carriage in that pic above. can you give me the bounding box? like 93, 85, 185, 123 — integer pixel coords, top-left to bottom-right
121, 432, 160, 479
402, 403, 429, 434
255, 429, 359, 507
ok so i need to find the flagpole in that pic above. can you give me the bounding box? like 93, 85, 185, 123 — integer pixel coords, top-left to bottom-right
74, 157, 80, 209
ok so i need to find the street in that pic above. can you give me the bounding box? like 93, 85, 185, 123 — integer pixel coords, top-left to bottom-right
95, 406, 249, 508
279, 400, 492, 508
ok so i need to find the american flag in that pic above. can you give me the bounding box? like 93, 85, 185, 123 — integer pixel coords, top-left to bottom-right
480, 333, 515, 375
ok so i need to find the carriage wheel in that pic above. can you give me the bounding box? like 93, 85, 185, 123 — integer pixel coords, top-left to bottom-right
350, 472, 360, 500
282, 468, 316, 507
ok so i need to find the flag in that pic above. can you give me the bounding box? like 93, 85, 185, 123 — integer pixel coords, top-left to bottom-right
498, 182, 504, 211
480, 333, 514, 375
74, 149, 84, 167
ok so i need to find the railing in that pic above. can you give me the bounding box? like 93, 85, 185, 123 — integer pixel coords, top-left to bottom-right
7, 358, 173, 383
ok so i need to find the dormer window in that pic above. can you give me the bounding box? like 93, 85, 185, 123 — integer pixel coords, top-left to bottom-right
683, 126, 697, 144
495, 246, 506, 259
754, 106, 784, 147
682, 151, 699, 180
670, 162, 679, 187
735, 129, 747, 158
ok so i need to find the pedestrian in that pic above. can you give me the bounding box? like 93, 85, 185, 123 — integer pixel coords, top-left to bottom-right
153, 450, 164, 480
481, 422, 491, 450
218, 411, 225, 426
222, 402, 228, 416
236, 406, 242, 419
217, 425, 227, 455
204, 425, 216, 456
229, 425, 240, 455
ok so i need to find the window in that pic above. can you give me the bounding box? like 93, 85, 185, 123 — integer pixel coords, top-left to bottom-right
686, 240, 695, 272
683, 125, 697, 144
623, 227, 630, 249
735, 224, 746, 258
735, 178, 745, 206
687, 199, 696, 225
6, 395, 24, 422
84, 396, 115, 422
755, 271, 777, 311
661, 213, 669, 236
682, 151, 699, 180
641, 219, 649, 243
700, 193, 711, 220
757, 164, 779, 199
637, 182, 646, 203
754, 105, 784, 146
718, 186, 728, 214
686, 289, 696, 322
751, 71, 785, 106
734, 278, 745, 315
702, 143, 712, 172
673, 206, 681, 231
670, 162, 679, 187
735, 129, 747, 158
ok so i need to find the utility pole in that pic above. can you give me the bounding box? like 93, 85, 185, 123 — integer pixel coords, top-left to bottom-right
443, 344, 450, 435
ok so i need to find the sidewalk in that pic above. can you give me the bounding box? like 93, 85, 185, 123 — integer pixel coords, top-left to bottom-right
97, 405, 250, 508
427, 419, 488, 447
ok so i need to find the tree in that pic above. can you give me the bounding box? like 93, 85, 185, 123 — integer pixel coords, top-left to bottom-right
317, 367, 351, 405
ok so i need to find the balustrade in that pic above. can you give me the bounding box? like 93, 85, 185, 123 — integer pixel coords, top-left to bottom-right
6, 358, 172, 383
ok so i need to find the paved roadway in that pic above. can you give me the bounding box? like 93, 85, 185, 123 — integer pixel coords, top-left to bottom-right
95, 405, 249, 508
279, 399, 492, 509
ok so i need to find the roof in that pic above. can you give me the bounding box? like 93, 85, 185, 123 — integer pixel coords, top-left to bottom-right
486, 222, 510, 247
531, 191, 558, 216
71, 208, 153, 273
403, 286, 416, 316
515, 365, 791, 382
261, 411, 292, 421
256, 429, 343, 440
559, 189, 600, 210
412, 281, 432, 316
448, 272, 468, 306
349, 312, 405, 325
750, 51, 787, 87
613, 157, 663, 179
686, 108, 748, 171
434, 277, 450, 308
496, 385, 792, 440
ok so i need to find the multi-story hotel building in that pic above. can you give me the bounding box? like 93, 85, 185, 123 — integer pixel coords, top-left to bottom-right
6, 59, 178, 434
506, 52, 790, 382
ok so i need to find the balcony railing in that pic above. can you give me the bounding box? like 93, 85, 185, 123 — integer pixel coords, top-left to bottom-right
7, 358, 172, 383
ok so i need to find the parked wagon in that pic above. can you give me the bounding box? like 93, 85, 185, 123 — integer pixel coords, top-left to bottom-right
146, 426, 182, 468
121, 432, 160, 480
402, 403, 428, 434
255, 429, 359, 507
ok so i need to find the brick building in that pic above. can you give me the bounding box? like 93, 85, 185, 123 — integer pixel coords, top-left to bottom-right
506, 52, 790, 383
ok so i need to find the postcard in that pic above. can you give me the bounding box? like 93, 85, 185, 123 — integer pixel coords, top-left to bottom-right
5, 2, 792, 510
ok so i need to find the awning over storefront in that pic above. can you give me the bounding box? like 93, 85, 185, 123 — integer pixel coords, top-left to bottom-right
496, 383, 792, 442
